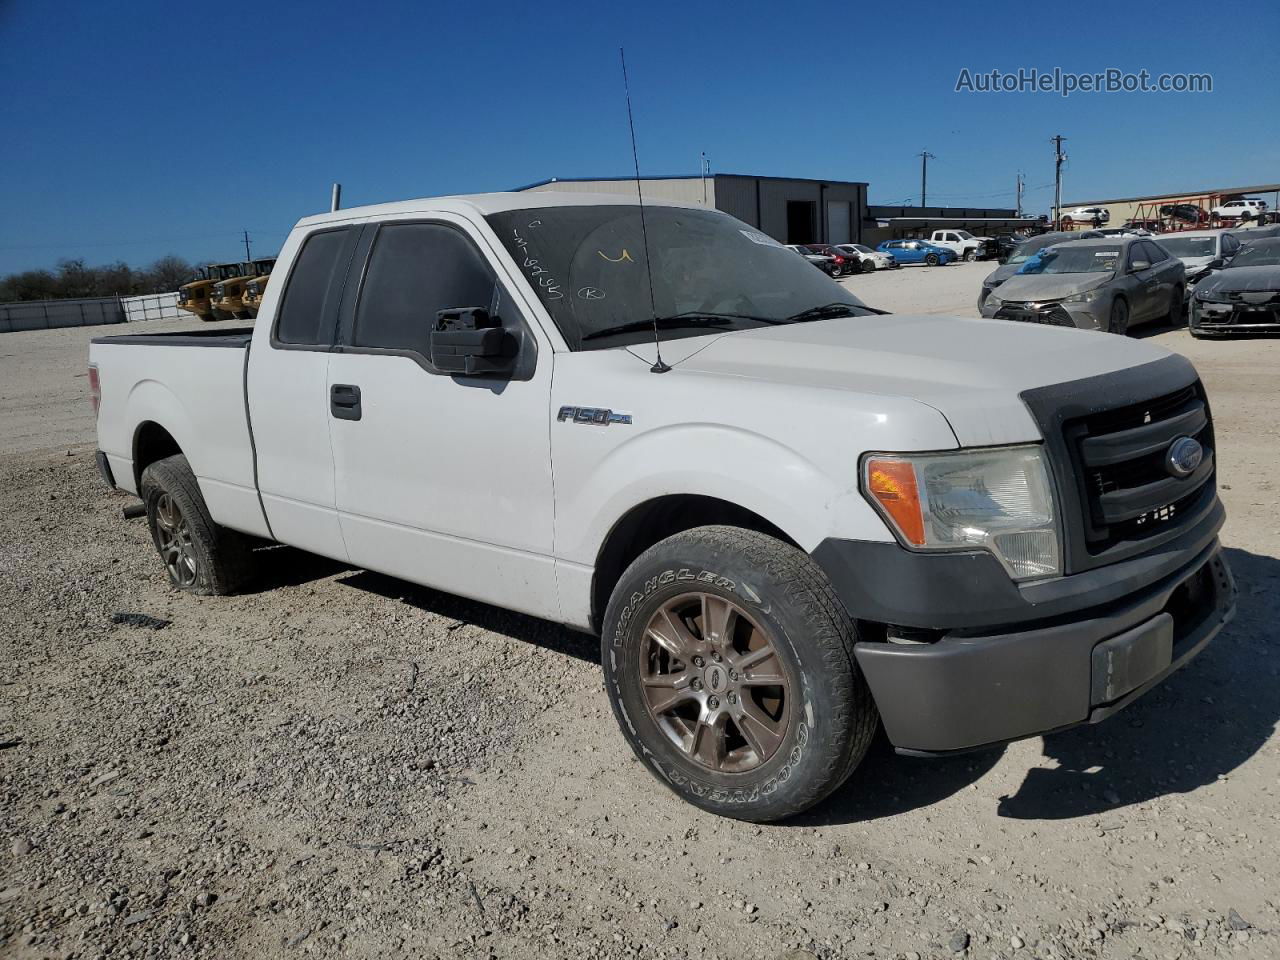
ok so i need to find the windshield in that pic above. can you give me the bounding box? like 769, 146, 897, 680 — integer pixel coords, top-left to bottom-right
1008, 234, 1065, 264
486, 206, 873, 350
955, 231, 974, 240
1226, 241, 1280, 268
851, 244, 873, 253
1019, 245, 1121, 275
1156, 236, 1217, 258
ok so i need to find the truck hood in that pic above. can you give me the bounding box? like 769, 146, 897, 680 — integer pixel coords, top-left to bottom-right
992, 273, 1112, 303
632, 314, 1174, 446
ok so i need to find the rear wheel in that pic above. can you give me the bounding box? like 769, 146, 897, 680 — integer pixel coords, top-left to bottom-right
601, 526, 877, 822
925, 253, 940, 266
1107, 298, 1130, 335
140, 454, 254, 595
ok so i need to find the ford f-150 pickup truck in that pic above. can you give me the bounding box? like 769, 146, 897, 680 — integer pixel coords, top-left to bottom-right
89, 192, 1236, 822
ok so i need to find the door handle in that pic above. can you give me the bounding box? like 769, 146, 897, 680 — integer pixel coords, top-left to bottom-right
330, 384, 362, 421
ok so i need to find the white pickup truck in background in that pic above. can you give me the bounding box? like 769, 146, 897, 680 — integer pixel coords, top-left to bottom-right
927, 229, 990, 261
90, 192, 1235, 822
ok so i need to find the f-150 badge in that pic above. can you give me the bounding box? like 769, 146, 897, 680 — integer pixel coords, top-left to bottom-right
557, 406, 632, 426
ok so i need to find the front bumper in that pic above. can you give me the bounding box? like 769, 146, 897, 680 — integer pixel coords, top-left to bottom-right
813, 513, 1235, 754
1190, 297, 1280, 334
984, 299, 1100, 329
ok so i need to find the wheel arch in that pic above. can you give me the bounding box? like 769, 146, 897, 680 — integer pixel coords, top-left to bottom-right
132, 420, 184, 492
589, 494, 799, 635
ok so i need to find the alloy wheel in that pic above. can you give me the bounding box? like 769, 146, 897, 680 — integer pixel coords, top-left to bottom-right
153, 492, 198, 587
639, 592, 791, 773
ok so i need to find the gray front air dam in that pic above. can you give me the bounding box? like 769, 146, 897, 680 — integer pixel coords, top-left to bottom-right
851, 546, 1235, 755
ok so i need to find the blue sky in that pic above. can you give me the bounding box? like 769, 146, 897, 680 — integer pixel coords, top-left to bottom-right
1, 0, 1277, 274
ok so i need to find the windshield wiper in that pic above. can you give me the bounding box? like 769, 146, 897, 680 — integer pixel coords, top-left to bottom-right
783, 302, 885, 323
580, 312, 767, 342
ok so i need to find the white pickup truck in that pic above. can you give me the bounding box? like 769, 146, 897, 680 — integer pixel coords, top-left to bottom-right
90, 192, 1235, 822
926, 229, 990, 261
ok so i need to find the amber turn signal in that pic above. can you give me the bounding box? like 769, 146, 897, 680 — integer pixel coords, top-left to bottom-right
864, 458, 925, 546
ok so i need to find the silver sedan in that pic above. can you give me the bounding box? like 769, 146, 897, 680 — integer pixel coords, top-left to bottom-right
980, 237, 1185, 334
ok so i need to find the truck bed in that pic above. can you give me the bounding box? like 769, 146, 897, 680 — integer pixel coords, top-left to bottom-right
89, 329, 270, 539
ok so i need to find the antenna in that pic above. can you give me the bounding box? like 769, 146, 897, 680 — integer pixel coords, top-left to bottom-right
620, 47, 669, 374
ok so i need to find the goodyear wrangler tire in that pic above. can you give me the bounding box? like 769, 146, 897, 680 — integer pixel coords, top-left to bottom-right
601, 526, 877, 822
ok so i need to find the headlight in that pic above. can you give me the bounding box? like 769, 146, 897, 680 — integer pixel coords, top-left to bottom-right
985, 294, 1004, 310
1195, 287, 1228, 303
1062, 288, 1100, 303
862, 446, 1061, 580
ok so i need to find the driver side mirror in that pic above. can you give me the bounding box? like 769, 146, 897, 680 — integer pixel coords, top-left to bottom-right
429, 307, 517, 376
1129, 260, 1151, 273
1206, 257, 1226, 270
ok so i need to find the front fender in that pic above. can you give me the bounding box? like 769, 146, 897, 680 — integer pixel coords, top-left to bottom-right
554, 421, 893, 565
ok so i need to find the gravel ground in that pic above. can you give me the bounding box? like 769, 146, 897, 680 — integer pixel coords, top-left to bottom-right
3, 271, 1279, 960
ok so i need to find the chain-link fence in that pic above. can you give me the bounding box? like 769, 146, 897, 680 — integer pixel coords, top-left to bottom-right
120, 292, 183, 323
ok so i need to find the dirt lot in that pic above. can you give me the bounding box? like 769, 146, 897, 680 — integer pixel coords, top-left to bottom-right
3, 267, 1278, 960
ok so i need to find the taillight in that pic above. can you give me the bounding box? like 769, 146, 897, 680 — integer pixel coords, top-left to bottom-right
88, 364, 101, 418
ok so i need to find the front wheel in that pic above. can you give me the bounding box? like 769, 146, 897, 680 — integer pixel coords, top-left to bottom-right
601, 526, 877, 822
1107, 298, 1129, 335
925, 253, 940, 266
1165, 286, 1184, 326
964, 249, 977, 262
861, 259, 876, 273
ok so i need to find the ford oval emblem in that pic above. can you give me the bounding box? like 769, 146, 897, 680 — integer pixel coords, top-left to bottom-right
1166, 436, 1203, 478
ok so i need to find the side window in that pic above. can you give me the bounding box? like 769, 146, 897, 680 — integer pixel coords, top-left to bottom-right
1143, 241, 1167, 263
353, 223, 497, 357
275, 228, 351, 346
1223, 234, 1240, 256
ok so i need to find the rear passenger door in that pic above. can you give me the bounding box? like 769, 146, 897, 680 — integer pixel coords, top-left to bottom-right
247, 224, 361, 561
324, 215, 559, 620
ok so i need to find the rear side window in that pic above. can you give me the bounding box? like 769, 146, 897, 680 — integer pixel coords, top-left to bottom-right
353, 223, 497, 356
275, 229, 350, 345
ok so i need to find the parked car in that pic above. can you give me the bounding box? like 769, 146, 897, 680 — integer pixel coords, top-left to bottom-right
926, 229, 990, 262
991, 233, 1025, 261
89, 190, 1234, 822
801, 244, 855, 276
833, 243, 895, 272
1211, 198, 1267, 221
981, 236, 1185, 334
1061, 206, 1110, 226
1159, 204, 1209, 226
786, 244, 840, 276
1151, 230, 1243, 296
1094, 227, 1152, 238
876, 239, 956, 266
977, 230, 1102, 310
1124, 218, 1163, 232
1189, 237, 1280, 338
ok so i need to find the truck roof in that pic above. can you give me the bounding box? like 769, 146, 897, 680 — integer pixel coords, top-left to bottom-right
294, 190, 695, 229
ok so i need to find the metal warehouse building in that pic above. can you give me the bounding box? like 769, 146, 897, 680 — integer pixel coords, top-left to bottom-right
515, 174, 869, 246
516, 174, 1041, 247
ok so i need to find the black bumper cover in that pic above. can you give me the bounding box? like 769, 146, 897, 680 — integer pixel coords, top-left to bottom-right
812, 518, 1236, 754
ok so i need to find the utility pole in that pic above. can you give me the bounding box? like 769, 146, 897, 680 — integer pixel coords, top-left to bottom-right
242, 230, 252, 261
1016, 172, 1024, 218
700, 152, 709, 205
1051, 135, 1067, 229
918, 150, 935, 207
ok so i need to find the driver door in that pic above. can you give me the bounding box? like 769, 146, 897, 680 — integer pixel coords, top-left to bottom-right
324, 216, 559, 621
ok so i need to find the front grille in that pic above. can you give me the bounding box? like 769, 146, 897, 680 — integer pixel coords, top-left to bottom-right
996, 303, 1077, 327
1067, 383, 1215, 553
